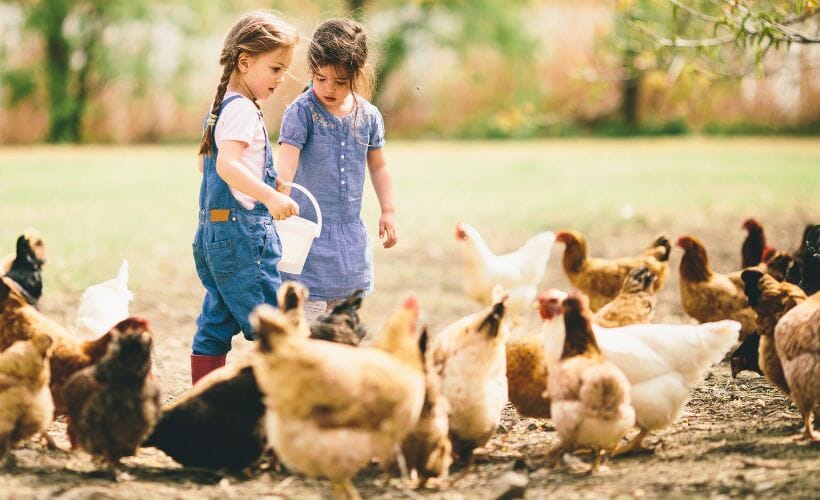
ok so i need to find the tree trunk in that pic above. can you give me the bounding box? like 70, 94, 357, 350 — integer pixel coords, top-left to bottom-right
619, 49, 640, 128
40, 2, 77, 142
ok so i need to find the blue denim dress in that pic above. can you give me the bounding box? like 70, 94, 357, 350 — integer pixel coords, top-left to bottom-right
278, 89, 385, 300
192, 94, 282, 356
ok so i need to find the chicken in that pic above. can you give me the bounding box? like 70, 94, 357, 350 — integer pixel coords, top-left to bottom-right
798, 225, 820, 295
251, 295, 425, 499
676, 235, 757, 340
63, 317, 160, 468
730, 333, 762, 378
455, 222, 555, 321
592, 266, 658, 328
144, 282, 347, 472
773, 292, 820, 442
430, 287, 509, 463
762, 251, 796, 283
74, 260, 133, 340
310, 289, 367, 346
506, 335, 551, 419
384, 328, 452, 487
143, 361, 266, 471
740, 269, 807, 394
538, 289, 740, 455
2, 231, 47, 306
0, 333, 53, 468
544, 293, 634, 473
0, 277, 114, 415
741, 218, 774, 268
556, 230, 670, 311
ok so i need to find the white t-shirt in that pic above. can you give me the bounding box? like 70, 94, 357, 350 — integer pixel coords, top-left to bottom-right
214, 92, 268, 209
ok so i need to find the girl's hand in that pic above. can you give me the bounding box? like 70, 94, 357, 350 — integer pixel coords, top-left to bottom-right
379, 212, 397, 249
276, 178, 292, 195
265, 190, 299, 221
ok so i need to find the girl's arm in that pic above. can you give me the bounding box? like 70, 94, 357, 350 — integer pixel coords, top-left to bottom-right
275, 143, 302, 195
197, 155, 204, 173
216, 140, 298, 220
367, 148, 397, 249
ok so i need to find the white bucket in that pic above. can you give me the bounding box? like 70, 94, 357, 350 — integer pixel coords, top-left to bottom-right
274, 182, 322, 274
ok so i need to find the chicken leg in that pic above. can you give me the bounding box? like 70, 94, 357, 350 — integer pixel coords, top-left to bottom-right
332, 479, 361, 500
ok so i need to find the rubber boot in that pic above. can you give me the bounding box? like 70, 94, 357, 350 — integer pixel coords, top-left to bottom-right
191, 353, 227, 386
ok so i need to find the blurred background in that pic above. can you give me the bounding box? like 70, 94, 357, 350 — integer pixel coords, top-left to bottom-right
1, 0, 818, 144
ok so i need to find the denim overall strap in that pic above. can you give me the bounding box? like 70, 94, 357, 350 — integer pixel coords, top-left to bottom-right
198, 94, 245, 212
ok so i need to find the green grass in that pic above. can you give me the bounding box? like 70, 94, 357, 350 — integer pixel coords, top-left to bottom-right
0, 138, 817, 319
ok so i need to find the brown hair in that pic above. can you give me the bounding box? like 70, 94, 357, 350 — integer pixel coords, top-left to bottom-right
198, 12, 299, 156
308, 18, 373, 99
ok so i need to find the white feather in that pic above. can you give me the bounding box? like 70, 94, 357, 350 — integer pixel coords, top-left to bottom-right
74, 260, 133, 339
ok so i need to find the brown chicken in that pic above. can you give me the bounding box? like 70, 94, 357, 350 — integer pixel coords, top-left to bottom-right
556, 230, 670, 311
1, 229, 46, 274
741, 218, 775, 268
2, 231, 47, 306
0, 277, 113, 415
545, 293, 635, 473
309, 289, 367, 346
773, 292, 820, 442
506, 335, 550, 419
63, 317, 160, 469
741, 269, 807, 394
251, 296, 425, 499
385, 328, 452, 487
0, 333, 54, 468
592, 266, 658, 328
676, 236, 756, 340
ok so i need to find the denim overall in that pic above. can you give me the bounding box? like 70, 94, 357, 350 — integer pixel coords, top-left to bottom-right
192, 94, 282, 356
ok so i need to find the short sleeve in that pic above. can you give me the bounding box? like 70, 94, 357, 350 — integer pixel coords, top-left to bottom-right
279, 101, 310, 149
368, 107, 385, 151
214, 98, 260, 147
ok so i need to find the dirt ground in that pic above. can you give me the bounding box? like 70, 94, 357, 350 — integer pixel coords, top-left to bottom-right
2, 222, 819, 499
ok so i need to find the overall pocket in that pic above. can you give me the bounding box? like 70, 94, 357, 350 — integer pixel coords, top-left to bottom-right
204, 239, 237, 284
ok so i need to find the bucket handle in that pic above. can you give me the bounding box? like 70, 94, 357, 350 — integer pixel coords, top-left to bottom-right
282, 181, 322, 235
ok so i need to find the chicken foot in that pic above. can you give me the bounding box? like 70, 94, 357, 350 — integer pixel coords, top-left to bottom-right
792, 413, 819, 444
612, 428, 651, 456
332, 479, 361, 500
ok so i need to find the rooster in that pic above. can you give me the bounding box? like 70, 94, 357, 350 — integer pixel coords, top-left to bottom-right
556, 230, 670, 312
455, 222, 555, 321
63, 317, 160, 470
676, 235, 756, 340
74, 260, 133, 340
251, 295, 425, 499
0, 333, 54, 468
798, 225, 820, 295
2, 231, 47, 306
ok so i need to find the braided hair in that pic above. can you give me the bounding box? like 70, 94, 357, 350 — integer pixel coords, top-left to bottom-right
198, 12, 299, 156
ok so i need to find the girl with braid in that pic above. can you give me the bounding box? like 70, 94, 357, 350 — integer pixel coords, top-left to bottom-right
191, 12, 299, 384
277, 19, 397, 322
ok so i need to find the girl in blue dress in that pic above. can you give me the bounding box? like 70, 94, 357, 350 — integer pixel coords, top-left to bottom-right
277, 18, 397, 321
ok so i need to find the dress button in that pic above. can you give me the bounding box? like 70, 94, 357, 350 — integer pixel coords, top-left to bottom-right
341, 154, 344, 159
341, 180, 346, 185
341, 141, 345, 146
340, 168, 345, 172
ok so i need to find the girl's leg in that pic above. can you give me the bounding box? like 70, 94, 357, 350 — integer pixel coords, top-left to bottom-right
303, 300, 328, 324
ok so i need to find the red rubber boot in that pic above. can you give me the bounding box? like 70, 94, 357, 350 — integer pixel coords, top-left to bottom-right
190, 353, 227, 386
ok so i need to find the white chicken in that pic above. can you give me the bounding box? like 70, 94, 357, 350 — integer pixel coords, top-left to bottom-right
74, 260, 133, 340
430, 286, 509, 464
537, 289, 740, 454
455, 222, 555, 322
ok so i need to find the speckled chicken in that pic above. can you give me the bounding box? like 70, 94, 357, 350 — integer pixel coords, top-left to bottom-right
545, 293, 635, 472
310, 289, 367, 346
741, 269, 807, 394
592, 266, 658, 328
2, 230, 47, 306
251, 295, 425, 499
430, 287, 509, 463
773, 292, 820, 442
556, 230, 670, 311
0, 333, 53, 468
676, 235, 756, 340
63, 318, 160, 468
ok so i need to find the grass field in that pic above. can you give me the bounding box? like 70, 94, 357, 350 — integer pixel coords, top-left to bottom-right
0, 138, 818, 498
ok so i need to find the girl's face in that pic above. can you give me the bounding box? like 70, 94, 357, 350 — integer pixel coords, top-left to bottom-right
311, 65, 353, 111
238, 47, 294, 101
